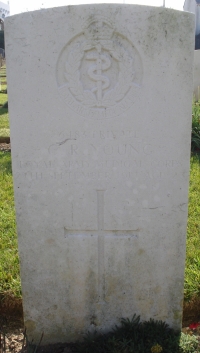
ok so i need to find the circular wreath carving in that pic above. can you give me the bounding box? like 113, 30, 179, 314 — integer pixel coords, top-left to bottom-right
64, 40, 134, 108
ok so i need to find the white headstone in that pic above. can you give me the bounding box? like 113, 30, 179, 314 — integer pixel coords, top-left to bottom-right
5, 5, 194, 344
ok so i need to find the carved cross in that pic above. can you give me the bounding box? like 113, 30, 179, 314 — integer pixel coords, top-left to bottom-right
64, 190, 139, 302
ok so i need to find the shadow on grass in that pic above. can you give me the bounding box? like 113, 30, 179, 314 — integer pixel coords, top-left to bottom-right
191, 151, 200, 161
0, 107, 8, 116
0, 151, 12, 174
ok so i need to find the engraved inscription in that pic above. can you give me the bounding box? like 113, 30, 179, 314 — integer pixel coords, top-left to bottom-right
56, 16, 143, 118
18, 158, 184, 170
17, 158, 184, 183
49, 141, 154, 156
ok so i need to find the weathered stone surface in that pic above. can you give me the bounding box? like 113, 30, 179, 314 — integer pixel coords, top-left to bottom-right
5, 4, 194, 344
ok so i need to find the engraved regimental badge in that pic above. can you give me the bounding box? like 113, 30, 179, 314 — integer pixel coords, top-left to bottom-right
56, 16, 143, 119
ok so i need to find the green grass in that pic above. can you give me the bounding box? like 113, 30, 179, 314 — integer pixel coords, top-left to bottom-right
0, 65, 7, 92
0, 151, 21, 297
0, 108, 9, 129
0, 67, 19, 298
184, 154, 200, 300
0, 128, 9, 136
192, 101, 200, 151
0, 103, 9, 136
0, 93, 8, 105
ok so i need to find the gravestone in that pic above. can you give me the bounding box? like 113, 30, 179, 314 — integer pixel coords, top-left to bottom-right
5, 4, 194, 344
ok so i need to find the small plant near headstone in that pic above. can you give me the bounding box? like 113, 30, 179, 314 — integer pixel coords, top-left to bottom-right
190, 323, 200, 330
1, 317, 200, 353
76, 315, 198, 353
151, 343, 163, 352
179, 332, 199, 353
24, 331, 44, 353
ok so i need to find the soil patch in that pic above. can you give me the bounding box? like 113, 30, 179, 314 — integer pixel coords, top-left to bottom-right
183, 297, 200, 327
0, 141, 10, 152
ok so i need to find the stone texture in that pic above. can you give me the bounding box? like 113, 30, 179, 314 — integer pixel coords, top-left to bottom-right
5, 4, 194, 344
